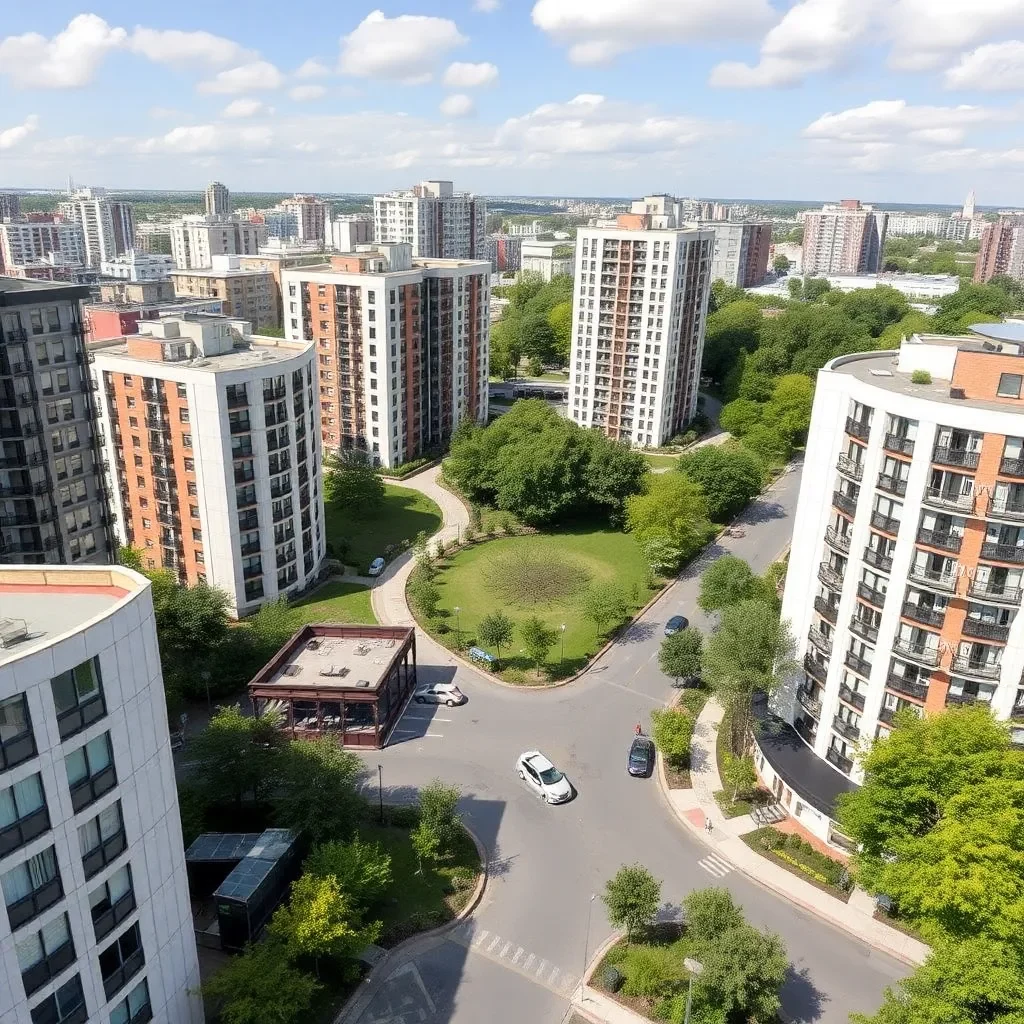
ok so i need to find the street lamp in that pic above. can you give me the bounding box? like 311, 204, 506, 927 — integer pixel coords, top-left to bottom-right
201, 670, 211, 710
377, 764, 384, 824
683, 958, 704, 1024
560, 623, 566, 667
582, 893, 596, 1002
454, 606, 462, 647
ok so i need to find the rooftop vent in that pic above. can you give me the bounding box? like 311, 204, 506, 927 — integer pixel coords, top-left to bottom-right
0, 618, 29, 647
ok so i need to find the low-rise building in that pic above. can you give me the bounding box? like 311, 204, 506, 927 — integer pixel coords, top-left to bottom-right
169, 255, 277, 330
83, 296, 224, 344
169, 216, 267, 271
99, 251, 174, 283
521, 239, 575, 281
748, 273, 961, 301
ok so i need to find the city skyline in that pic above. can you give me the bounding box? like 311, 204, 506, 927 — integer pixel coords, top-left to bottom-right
1, 2, 1023, 203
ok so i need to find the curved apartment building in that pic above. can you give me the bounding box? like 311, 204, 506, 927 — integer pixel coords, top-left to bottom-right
762, 326, 1024, 846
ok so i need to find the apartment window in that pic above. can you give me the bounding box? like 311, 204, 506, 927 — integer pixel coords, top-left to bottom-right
998, 373, 1022, 399
0, 773, 48, 859
51, 656, 105, 740
181, 434, 192, 448
99, 922, 145, 1000
79, 801, 126, 879
16, 912, 75, 997
177, 383, 187, 398
184, 458, 195, 471
89, 864, 135, 942
2, 846, 62, 930
0, 693, 36, 771
29, 973, 86, 1024
64, 733, 116, 813
110, 980, 152, 1024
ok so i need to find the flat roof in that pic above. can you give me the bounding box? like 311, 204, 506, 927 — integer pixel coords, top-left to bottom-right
90, 333, 309, 372
0, 278, 91, 303
169, 267, 271, 279
969, 321, 1024, 344
0, 566, 144, 669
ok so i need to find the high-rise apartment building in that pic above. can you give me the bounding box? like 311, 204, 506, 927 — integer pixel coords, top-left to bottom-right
801, 200, 888, 276
91, 315, 325, 616
483, 235, 522, 273
280, 196, 328, 247
0, 562, 202, 1024
0, 223, 87, 277
205, 182, 230, 217
707, 222, 772, 288
281, 244, 489, 468
169, 217, 267, 271
974, 216, 1024, 284
60, 192, 134, 270
568, 215, 713, 447
763, 325, 1024, 847
328, 215, 373, 253
963, 189, 976, 220
169, 255, 277, 330
0, 279, 113, 565
0, 194, 21, 221
373, 181, 485, 260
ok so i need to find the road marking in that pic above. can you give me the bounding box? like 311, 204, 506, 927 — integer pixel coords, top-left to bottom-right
512, 947, 524, 965
548, 967, 560, 986
523, 953, 535, 971
473, 929, 489, 947
487, 935, 501, 953
697, 853, 733, 878
601, 677, 664, 703
500, 941, 513, 958
401, 714, 452, 722
391, 730, 444, 738
536, 959, 548, 977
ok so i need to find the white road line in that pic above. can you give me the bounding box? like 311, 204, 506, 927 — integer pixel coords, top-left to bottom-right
400, 715, 452, 722
697, 853, 732, 878
391, 730, 444, 738
473, 930, 489, 947
500, 941, 513, 958
535, 959, 548, 977
512, 947, 524, 965
487, 935, 501, 953
548, 967, 560, 986
523, 953, 535, 971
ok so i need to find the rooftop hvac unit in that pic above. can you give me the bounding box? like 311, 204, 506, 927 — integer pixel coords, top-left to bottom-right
949, 387, 966, 400
0, 618, 29, 647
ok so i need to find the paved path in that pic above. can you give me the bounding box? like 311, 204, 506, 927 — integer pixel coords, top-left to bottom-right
341, 459, 910, 1024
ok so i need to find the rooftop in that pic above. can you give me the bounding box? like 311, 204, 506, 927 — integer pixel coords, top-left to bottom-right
969, 320, 1024, 345
0, 566, 145, 669
0, 278, 91, 302
169, 266, 271, 279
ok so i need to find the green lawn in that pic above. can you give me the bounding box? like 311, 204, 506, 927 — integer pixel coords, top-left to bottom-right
428, 528, 658, 681
285, 580, 375, 626
326, 483, 442, 573
642, 452, 681, 471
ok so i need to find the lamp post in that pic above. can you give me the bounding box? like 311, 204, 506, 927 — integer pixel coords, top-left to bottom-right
454, 606, 462, 647
560, 623, 566, 668
201, 670, 211, 711
377, 764, 384, 824
683, 958, 704, 1024
582, 893, 596, 1003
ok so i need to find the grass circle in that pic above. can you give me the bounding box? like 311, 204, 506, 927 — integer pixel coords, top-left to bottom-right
480, 540, 592, 607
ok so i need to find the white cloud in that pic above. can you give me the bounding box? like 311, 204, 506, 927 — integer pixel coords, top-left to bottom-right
138, 122, 274, 155
294, 58, 331, 79
0, 14, 127, 88
440, 94, 475, 118
474, 0, 501, 10
128, 27, 254, 66
339, 10, 467, 82
222, 97, 272, 118
945, 40, 1024, 90
197, 61, 284, 94
289, 84, 328, 101
149, 106, 188, 119
531, 0, 773, 65
443, 61, 498, 88
0, 114, 39, 150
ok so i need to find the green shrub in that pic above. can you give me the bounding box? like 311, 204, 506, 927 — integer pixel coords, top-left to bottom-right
386, 805, 421, 828
910, 369, 932, 384
620, 946, 683, 999
650, 708, 695, 770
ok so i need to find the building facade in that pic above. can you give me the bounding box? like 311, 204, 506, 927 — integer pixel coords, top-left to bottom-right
280, 197, 328, 247
0, 563, 202, 1024
83, 297, 224, 345
204, 182, 230, 218
767, 327, 1024, 845
520, 240, 574, 282
974, 216, 1024, 284
281, 244, 489, 468
482, 235, 522, 273
328, 216, 373, 253
90, 315, 325, 617
59, 194, 134, 270
707, 222, 771, 288
0, 224, 87, 277
169, 256, 277, 330
802, 201, 888, 276
0, 279, 113, 566
0, 195, 21, 221
98, 253, 174, 283
169, 218, 267, 271
373, 181, 485, 260
568, 217, 713, 447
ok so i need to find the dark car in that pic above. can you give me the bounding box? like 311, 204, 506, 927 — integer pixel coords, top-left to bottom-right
664, 615, 688, 636
628, 736, 654, 777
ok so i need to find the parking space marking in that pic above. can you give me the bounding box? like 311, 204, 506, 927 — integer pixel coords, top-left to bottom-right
391, 730, 444, 738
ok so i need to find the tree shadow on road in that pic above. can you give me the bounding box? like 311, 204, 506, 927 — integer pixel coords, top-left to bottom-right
617, 621, 657, 645
781, 964, 828, 1023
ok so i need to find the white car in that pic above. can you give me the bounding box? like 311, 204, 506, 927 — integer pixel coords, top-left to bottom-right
516, 751, 573, 804
368, 557, 385, 577
413, 682, 466, 706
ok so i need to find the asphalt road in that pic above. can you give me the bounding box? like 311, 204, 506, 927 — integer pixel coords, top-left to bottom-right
352, 459, 908, 1024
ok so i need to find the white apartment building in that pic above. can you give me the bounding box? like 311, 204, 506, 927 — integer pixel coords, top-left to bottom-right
885, 213, 952, 238
262, 210, 298, 240
568, 217, 714, 448
373, 181, 485, 260
98, 252, 174, 283
748, 272, 961, 302
279, 197, 328, 247
802, 201, 888, 276
521, 240, 574, 282
169, 217, 267, 271
0, 225, 86, 275
90, 315, 325, 617
0, 563, 201, 1024
59, 193, 134, 270
765, 324, 1024, 847
281, 244, 489, 469
329, 216, 373, 253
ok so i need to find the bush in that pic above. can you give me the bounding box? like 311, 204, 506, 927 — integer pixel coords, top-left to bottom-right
650, 707, 695, 770
910, 369, 932, 384
751, 828, 849, 888
385, 805, 421, 828
620, 945, 683, 999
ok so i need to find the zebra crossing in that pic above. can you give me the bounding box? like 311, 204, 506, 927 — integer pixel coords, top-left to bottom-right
696, 851, 733, 879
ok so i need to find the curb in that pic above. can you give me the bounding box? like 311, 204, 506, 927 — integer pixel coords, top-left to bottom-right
334, 824, 489, 1023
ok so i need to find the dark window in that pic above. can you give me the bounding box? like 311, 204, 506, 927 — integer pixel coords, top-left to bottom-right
64, 733, 116, 813
110, 979, 152, 1024
30, 973, 86, 1024
0, 693, 36, 771
15, 912, 75, 996
2, 846, 62, 930
51, 657, 105, 739
88, 864, 135, 942
99, 922, 145, 1000
998, 373, 1022, 398
78, 801, 126, 879
0, 773, 50, 857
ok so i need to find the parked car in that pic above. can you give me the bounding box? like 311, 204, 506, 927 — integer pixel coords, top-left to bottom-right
627, 736, 655, 777
516, 751, 573, 804
664, 614, 688, 635
413, 682, 466, 706
368, 556, 385, 577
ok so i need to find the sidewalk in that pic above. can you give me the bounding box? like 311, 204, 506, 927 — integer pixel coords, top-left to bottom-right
660, 697, 930, 966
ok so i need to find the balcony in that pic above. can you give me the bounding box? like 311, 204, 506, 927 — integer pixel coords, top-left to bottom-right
849, 617, 879, 643
826, 747, 854, 774
102, 945, 145, 1001
962, 618, 1010, 642
884, 434, 915, 457
949, 654, 1002, 679
980, 542, 1024, 564
240, 541, 261, 557
987, 496, 1024, 522
825, 526, 850, 553
877, 473, 908, 497
901, 601, 945, 628
886, 672, 929, 701
818, 563, 844, 590
922, 487, 975, 514
878, 706, 896, 726
933, 446, 980, 469
82, 825, 127, 880
837, 454, 863, 481
891, 637, 941, 667
814, 596, 839, 622
803, 653, 828, 685
838, 683, 866, 711
916, 526, 962, 553
794, 717, 818, 747
832, 715, 861, 742
967, 580, 1022, 606
845, 417, 870, 441
93, 888, 135, 944
845, 650, 872, 677
999, 456, 1024, 477
907, 564, 957, 592
832, 490, 858, 516
946, 691, 989, 707
870, 510, 900, 535
857, 582, 887, 607
863, 547, 893, 573
808, 627, 833, 655
797, 686, 822, 718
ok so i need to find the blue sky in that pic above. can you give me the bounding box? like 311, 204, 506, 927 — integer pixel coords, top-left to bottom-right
2, 1, 1024, 203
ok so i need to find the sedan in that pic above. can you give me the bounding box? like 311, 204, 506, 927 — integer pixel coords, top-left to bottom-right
368, 557, 386, 577
664, 614, 688, 636
516, 751, 573, 804
628, 736, 655, 777
413, 682, 466, 706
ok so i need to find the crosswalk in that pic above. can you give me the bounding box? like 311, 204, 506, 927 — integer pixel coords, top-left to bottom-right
696, 852, 733, 879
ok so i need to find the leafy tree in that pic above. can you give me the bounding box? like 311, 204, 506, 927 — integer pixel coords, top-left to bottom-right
602, 864, 662, 942
116, 545, 144, 571
772, 254, 791, 273
721, 753, 757, 802
324, 449, 385, 519
702, 300, 762, 386
698, 555, 765, 611
417, 779, 463, 858
837, 286, 910, 338
620, 946, 683, 999
520, 616, 558, 668
650, 708, 694, 770
304, 839, 392, 908
477, 610, 514, 659
679, 444, 763, 522
932, 283, 1016, 334
520, 307, 557, 364
246, 598, 297, 661
642, 536, 684, 576
490, 313, 523, 379
273, 738, 365, 843
408, 574, 440, 618
624, 473, 712, 570
740, 424, 792, 468
787, 277, 803, 301
658, 628, 703, 685
803, 276, 832, 302
719, 398, 763, 437
761, 373, 814, 445
202, 940, 319, 1024
582, 581, 629, 635
682, 888, 744, 945
547, 301, 573, 365
411, 819, 441, 873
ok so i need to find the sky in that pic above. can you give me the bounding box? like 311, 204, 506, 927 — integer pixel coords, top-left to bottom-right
1, 1, 1024, 204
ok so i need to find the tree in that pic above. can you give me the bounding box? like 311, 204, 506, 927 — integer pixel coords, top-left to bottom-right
701, 300, 762, 386
721, 753, 757, 802
787, 277, 803, 301
477, 610, 514, 659
417, 779, 463, 857
116, 545, 144, 571
246, 598, 297, 661
520, 307, 556, 364
273, 738, 365, 843
679, 444, 764, 523
624, 473, 712, 571
202, 940, 319, 1024
772, 254, 791, 273
682, 888, 744, 945
548, 301, 572, 365
932, 283, 1016, 334
602, 864, 662, 942
324, 449, 385, 520
411, 819, 441, 873
760, 373, 814, 446
803, 276, 832, 302
650, 707, 694, 770
490, 313, 523, 379
740, 424, 792, 468
520, 616, 558, 668
407, 573, 440, 618
190, 704, 282, 809
304, 839, 392, 909
658, 628, 703, 685
582, 581, 629, 635
643, 536, 685, 576
698, 556, 765, 611
718, 398, 763, 437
